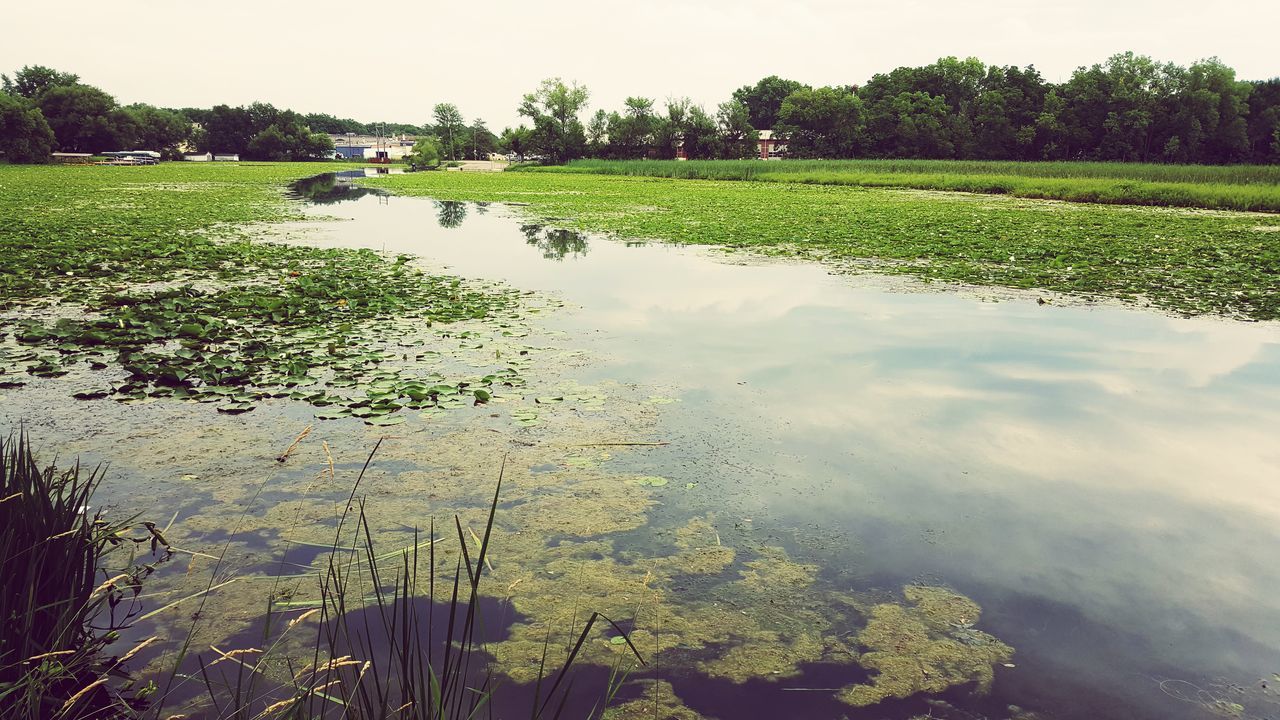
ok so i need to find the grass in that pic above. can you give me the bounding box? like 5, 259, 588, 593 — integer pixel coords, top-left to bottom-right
0, 431, 169, 719
0, 163, 524, 421
364, 170, 1280, 320
520, 159, 1280, 213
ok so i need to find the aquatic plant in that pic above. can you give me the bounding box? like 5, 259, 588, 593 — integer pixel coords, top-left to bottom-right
0, 431, 169, 719
521, 159, 1280, 213
368, 169, 1280, 320
836, 585, 1014, 707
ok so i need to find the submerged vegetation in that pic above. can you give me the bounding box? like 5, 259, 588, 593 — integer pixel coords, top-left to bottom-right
369, 170, 1280, 320
0, 164, 529, 421
526, 158, 1280, 213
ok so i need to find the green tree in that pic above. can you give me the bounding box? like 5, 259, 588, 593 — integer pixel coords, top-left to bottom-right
586, 109, 609, 156
246, 122, 332, 160
0, 93, 55, 162
775, 86, 862, 158
433, 103, 465, 160
113, 104, 191, 156
2, 65, 79, 99
498, 125, 533, 161
716, 100, 756, 159
37, 84, 118, 152
605, 97, 657, 159
407, 136, 442, 167
518, 78, 590, 163
732, 76, 810, 130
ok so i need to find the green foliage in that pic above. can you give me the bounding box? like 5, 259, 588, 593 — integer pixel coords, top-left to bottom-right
433, 102, 466, 160
1, 65, 79, 99
775, 86, 862, 158
110, 104, 191, 156
731, 75, 810, 130
519, 77, 590, 163
370, 168, 1280, 319
408, 135, 442, 167
246, 121, 333, 160
36, 84, 118, 153
0, 92, 55, 163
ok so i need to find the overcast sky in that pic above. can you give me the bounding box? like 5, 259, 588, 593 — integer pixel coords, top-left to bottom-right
4, 0, 1277, 129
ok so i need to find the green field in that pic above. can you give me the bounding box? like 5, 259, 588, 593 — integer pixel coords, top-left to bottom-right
0, 163, 521, 417
520, 159, 1280, 213
368, 170, 1280, 320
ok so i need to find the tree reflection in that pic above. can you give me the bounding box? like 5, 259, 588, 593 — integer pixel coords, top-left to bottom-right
520, 224, 589, 261
289, 174, 386, 204
434, 201, 468, 228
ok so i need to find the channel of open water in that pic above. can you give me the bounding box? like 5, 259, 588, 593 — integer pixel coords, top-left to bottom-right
282, 172, 1280, 719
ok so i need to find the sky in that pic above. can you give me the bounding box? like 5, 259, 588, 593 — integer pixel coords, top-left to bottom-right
3, 0, 1278, 130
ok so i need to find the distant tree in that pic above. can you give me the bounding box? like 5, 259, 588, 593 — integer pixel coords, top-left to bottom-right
202, 104, 255, 154
468, 118, 498, 159
498, 125, 533, 161
775, 86, 862, 158
1247, 79, 1280, 163
518, 78, 590, 163
586, 109, 609, 156
715, 100, 756, 159
605, 97, 657, 159
113, 104, 191, 156
2, 65, 80, 99
433, 103, 466, 160
407, 136, 442, 167
37, 84, 118, 152
246, 121, 332, 160
732, 76, 810, 130
0, 93, 55, 162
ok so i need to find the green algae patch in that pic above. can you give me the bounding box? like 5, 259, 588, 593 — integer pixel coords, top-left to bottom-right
601, 680, 708, 720
837, 584, 1014, 707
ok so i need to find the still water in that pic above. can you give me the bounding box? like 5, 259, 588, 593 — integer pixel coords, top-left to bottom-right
290, 179, 1280, 718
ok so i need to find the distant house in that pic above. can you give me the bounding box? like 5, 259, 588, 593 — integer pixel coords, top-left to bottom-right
758, 131, 786, 160
213, 154, 239, 162
100, 150, 161, 165
184, 152, 213, 162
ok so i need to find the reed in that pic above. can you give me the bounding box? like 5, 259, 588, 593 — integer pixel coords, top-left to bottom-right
0, 431, 168, 719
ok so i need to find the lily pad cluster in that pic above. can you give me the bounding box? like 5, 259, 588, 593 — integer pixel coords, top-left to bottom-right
0, 164, 533, 421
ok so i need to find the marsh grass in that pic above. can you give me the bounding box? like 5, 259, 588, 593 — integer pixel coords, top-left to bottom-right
524, 159, 1280, 212
0, 431, 170, 719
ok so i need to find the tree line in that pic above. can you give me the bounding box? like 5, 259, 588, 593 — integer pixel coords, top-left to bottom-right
504, 53, 1280, 165
0, 65, 493, 163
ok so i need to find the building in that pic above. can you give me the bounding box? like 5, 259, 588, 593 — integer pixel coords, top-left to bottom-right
328, 133, 417, 162
184, 152, 213, 162
213, 154, 239, 162
758, 130, 787, 160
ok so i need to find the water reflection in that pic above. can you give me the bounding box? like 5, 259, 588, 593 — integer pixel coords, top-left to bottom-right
292, 190, 1280, 719
289, 173, 388, 204
521, 224, 589, 261
433, 200, 467, 228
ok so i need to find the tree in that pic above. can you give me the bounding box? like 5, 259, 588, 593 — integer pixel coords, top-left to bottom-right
586, 109, 609, 156
202, 104, 255, 155
468, 118, 498, 160
37, 84, 118, 152
0, 93, 55, 162
732, 76, 810, 130
605, 97, 657, 159
775, 86, 862, 158
498, 125, 533, 161
407, 136, 441, 167
716, 100, 756, 159
113, 104, 191, 156
246, 122, 332, 160
433, 103, 465, 160
518, 78, 590, 163
2, 65, 79, 100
